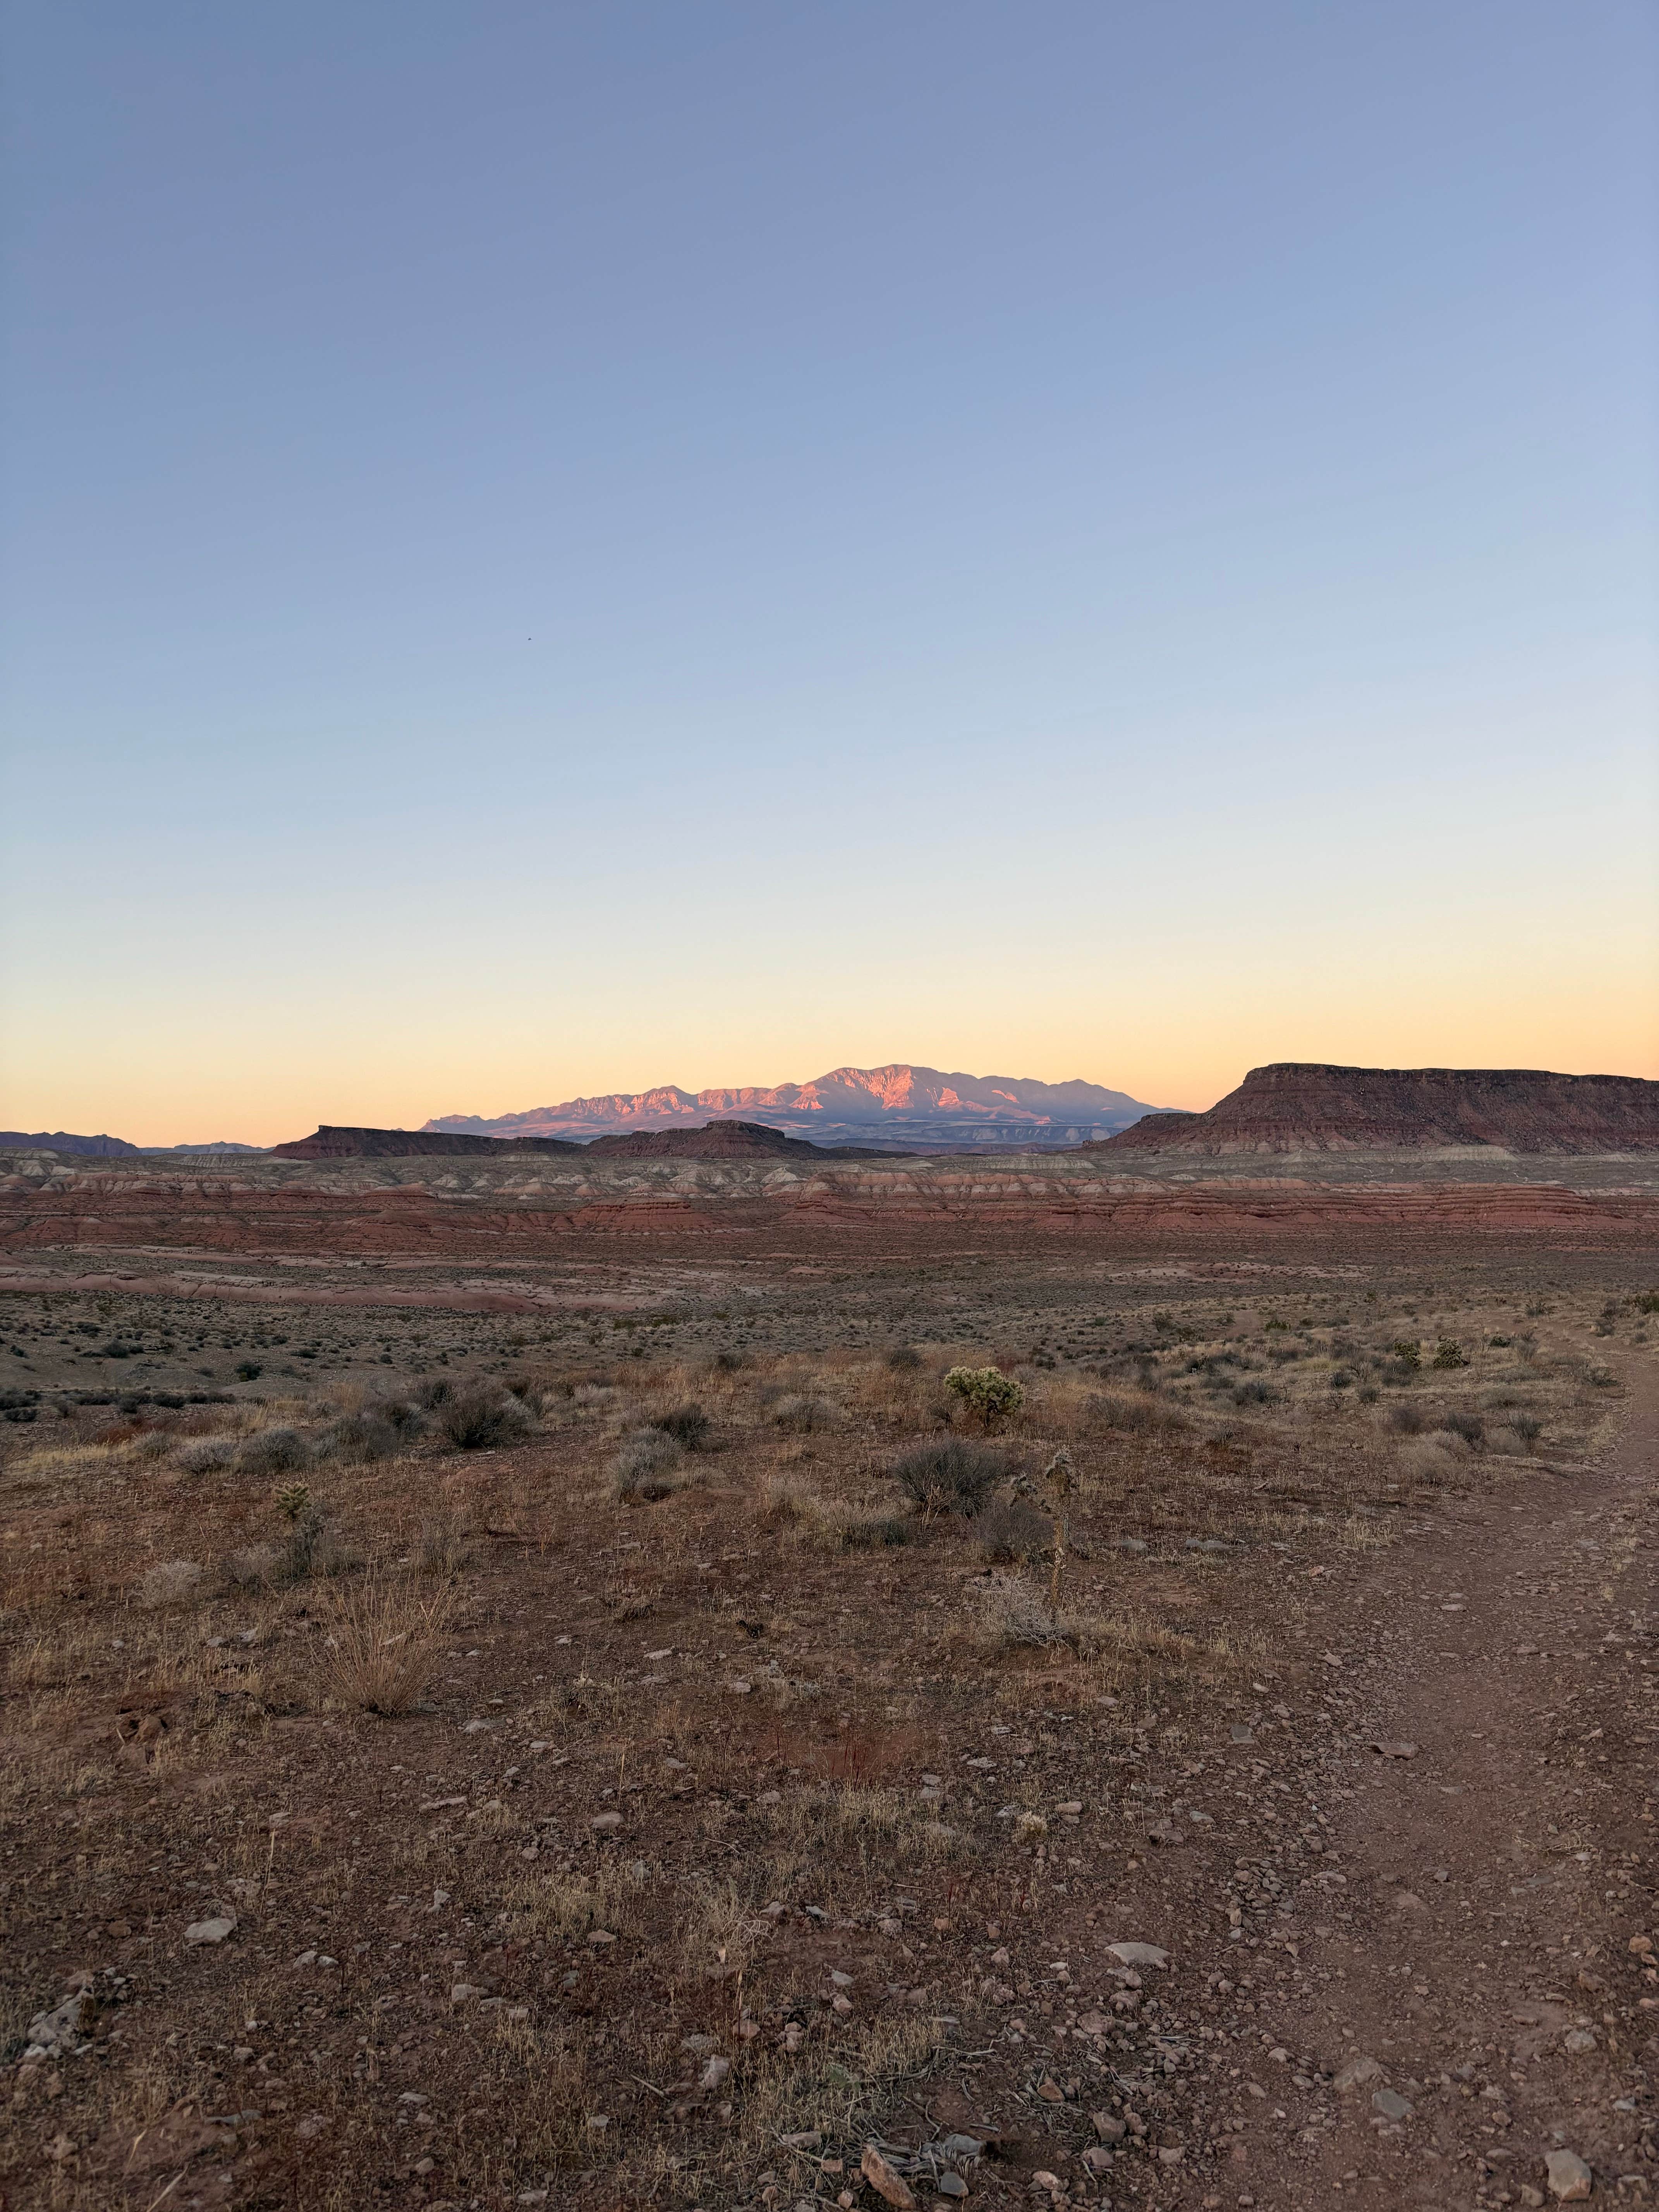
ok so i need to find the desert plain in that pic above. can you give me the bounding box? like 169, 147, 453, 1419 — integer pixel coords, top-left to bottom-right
3, 1136, 1659, 2212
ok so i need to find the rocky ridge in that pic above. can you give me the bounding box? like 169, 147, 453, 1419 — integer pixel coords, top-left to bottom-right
1096, 1065, 1659, 1156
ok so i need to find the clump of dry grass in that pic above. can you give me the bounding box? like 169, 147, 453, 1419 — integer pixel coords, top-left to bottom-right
321, 1577, 453, 1713
416, 1511, 474, 1575
757, 1471, 914, 1551
136, 1559, 205, 1609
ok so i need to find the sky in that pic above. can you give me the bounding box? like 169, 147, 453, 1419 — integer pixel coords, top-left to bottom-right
2, 0, 1656, 1144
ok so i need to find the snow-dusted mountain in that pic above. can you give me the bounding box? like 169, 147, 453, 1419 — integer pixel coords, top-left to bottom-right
425, 1064, 1163, 1150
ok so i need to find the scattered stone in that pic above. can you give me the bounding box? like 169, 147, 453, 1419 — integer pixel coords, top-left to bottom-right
1036, 2076, 1065, 2102
1106, 1942, 1169, 1970
1370, 1740, 1418, 1759
700, 2056, 730, 2091
1334, 2055, 1381, 2092
184, 1916, 236, 1946
1230, 1724, 1254, 1743
1544, 2148, 1592, 2201
24, 1992, 94, 2057
1146, 1819, 1186, 1846
450, 1984, 483, 2006
860, 2143, 917, 2208
1564, 2028, 1597, 2053
1091, 2111, 1126, 2142
778, 2130, 821, 2150
590, 1811, 623, 1832
1056, 1801, 1083, 1815
1371, 2088, 1413, 2121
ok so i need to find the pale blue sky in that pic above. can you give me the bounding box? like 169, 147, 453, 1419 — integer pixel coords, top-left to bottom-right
3, 2, 1655, 1141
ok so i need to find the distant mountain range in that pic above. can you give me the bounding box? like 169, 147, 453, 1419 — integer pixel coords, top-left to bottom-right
424, 1063, 1163, 1150
0, 1132, 264, 1156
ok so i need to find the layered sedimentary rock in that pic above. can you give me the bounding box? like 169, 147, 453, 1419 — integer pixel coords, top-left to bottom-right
1094, 1065, 1659, 1155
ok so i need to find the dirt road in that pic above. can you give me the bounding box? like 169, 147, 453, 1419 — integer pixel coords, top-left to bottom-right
1166, 1365, 1659, 2209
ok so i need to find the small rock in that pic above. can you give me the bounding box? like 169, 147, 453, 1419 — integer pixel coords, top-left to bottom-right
1091, 2111, 1126, 2143
1230, 1724, 1254, 1743
778, 2130, 821, 2150
1035, 2076, 1065, 2102
450, 1983, 483, 2006
1056, 1801, 1082, 1816
1146, 1819, 1186, 1846
1544, 2148, 1592, 2201
860, 2143, 917, 2208
1563, 2028, 1597, 2053
1106, 1942, 1169, 1970
590, 1812, 623, 1832
184, 1916, 236, 1946
1333, 2055, 1381, 2091
1371, 2088, 1413, 2122
681, 2035, 719, 2055
936, 2175, 968, 2200
700, 2056, 730, 2092
24, 1993, 94, 2056
1370, 1740, 1418, 1759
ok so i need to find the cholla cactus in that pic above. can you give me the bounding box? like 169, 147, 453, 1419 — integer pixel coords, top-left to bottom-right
943, 1365, 1025, 1428
273, 1481, 313, 1523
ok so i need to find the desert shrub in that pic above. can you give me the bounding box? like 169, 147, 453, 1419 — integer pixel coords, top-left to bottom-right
415, 1378, 455, 1408
975, 1496, 1052, 1563
885, 1346, 922, 1372
1086, 1389, 1163, 1434
438, 1387, 534, 1451
1398, 1435, 1465, 1485
234, 1359, 262, 1381
650, 1402, 710, 1451
221, 1542, 281, 1588
1380, 1359, 1420, 1386
1230, 1379, 1281, 1408
1431, 1339, 1468, 1370
1636, 1292, 1659, 1316
892, 1437, 1008, 1518
373, 1397, 425, 1437
322, 1577, 453, 1714
1508, 1411, 1543, 1448
236, 1426, 311, 1478
966, 1572, 1077, 1649
611, 1430, 685, 1503
137, 1559, 204, 1609
712, 1350, 746, 1373
177, 1437, 235, 1475
1389, 1339, 1422, 1370
942, 1365, 1024, 1427
840, 1513, 917, 1550
1385, 1403, 1426, 1435
1436, 1410, 1484, 1447
319, 1410, 401, 1465
772, 1393, 838, 1433
1328, 1369, 1354, 1391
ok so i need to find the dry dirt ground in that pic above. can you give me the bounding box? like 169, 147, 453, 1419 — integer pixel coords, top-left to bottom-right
2, 1216, 1657, 2212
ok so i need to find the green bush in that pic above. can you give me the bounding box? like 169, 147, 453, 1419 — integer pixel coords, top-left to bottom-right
1389, 1339, 1422, 1370
942, 1365, 1025, 1427
1431, 1339, 1468, 1371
